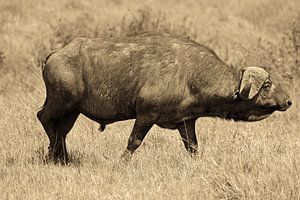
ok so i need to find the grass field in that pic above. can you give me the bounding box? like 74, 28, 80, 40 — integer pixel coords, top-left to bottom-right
0, 0, 300, 199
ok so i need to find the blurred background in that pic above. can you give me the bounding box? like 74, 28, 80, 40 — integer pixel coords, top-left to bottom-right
0, 0, 299, 199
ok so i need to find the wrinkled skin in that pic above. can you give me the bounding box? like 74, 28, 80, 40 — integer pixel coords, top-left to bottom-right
37, 32, 292, 164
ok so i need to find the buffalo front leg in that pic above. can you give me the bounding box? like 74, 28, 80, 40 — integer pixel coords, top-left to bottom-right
177, 119, 198, 156
121, 116, 154, 162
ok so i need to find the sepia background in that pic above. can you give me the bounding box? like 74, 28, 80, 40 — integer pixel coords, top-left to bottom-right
0, 0, 299, 199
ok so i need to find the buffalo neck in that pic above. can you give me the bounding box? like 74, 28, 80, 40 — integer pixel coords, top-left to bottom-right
191, 64, 242, 117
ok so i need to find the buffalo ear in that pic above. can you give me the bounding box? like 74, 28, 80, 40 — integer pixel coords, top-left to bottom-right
239, 67, 269, 100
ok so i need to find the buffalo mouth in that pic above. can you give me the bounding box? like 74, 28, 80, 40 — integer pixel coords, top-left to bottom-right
246, 113, 273, 121
229, 107, 276, 122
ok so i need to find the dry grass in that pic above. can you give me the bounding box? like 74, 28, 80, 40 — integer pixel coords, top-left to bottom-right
0, 0, 299, 199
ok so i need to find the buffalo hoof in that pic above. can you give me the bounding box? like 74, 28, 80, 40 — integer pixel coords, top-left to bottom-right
48, 147, 68, 165
189, 149, 198, 158
120, 150, 132, 164
189, 151, 198, 159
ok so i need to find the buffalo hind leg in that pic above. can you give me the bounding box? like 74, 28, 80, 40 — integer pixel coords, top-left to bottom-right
121, 116, 154, 162
37, 107, 56, 155
37, 103, 79, 164
50, 111, 79, 164
177, 119, 198, 156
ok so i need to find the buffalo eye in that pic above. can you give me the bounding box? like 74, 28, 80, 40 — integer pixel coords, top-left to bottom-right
262, 79, 272, 90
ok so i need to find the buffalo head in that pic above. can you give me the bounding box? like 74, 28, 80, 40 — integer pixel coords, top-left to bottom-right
229, 67, 292, 121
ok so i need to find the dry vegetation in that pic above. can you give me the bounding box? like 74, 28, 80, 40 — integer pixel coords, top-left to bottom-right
0, 0, 300, 199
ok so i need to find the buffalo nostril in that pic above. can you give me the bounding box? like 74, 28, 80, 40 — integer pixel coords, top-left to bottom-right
286, 100, 292, 107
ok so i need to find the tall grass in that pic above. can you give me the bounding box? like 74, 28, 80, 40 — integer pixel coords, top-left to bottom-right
0, 0, 299, 199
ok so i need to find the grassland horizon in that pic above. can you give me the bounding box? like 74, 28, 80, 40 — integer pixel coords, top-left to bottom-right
0, 0, 299, 199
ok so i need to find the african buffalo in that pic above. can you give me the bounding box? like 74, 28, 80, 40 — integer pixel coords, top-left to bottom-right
37, 32, 292, 164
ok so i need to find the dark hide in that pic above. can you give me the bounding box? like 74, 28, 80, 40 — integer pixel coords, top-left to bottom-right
37, 32, 291, 163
